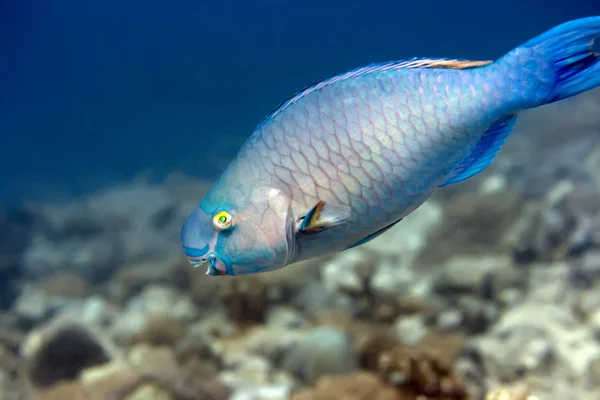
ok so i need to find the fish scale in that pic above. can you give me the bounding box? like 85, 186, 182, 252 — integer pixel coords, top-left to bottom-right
182, 17, 600, 276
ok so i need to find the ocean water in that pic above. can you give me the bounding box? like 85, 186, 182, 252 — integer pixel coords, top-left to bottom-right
1, 0, 598, 204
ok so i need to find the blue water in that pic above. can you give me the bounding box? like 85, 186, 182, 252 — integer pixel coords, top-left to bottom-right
1, 0, 598, 204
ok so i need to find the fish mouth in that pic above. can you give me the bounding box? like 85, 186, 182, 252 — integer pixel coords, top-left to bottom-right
187, 253, 228, 276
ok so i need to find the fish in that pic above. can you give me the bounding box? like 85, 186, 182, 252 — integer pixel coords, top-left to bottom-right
181, 17, 600, 276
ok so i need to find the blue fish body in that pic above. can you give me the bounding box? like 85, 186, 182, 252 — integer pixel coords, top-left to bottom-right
182, 17, 600, 276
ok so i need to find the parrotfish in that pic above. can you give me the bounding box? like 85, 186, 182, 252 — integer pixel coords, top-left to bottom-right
182, 17, 600, 276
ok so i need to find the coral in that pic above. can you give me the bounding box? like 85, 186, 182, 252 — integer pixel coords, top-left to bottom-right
377, 338, 468, 399
349, 324, 469, 400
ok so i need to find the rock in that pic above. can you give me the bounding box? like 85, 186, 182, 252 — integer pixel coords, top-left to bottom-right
321, 250, 373, 294
571, 251, 600, 288
435, 310, 463, 332
230, 384, 292, 400
291, 282, 346, 317
266, 306, 308, 329
0, 207, 37, 309
457, 296, 500, 334
469, 325, 552, 381
235, 326, 304, 365
392, 315, 426, 345
126, 284, 200, 323
472, 299, 600, 383
583, 355, 600, 389
112, 283, 200, 346
124, 384, 174, 400
219, 354, 285, 389
21, 316, 117, 388
187, 312, 236, 346
22, 234, 123, 282
13, 284, 53, 325
19, 181, 198, 282
362, 201, 444, 260
282, 327, 357, 384
421, 191, 523, 264
369, 260, 419, 297
434, 254, 517, 297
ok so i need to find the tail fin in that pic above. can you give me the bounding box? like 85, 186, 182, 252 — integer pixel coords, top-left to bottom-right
517, 17, 600, 104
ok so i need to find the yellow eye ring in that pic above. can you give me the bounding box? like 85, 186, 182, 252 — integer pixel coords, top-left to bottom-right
212, 210, 233, 231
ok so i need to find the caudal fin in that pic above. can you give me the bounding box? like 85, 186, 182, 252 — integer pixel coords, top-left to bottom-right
517, 17, 600, 104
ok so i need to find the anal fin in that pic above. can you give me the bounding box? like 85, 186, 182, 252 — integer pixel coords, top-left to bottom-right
440, 114, 517, 187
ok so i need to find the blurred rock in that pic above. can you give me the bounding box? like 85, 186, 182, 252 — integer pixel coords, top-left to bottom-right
21, 316, 117, 388
434, 254, 521, 298
126, 284, 199, 323
22, 234, 123, 283
282, 327, 357, 384
0, 207, 38, 309
470, 297, 600, 387
19, 181, 203, 282
231, 384, 292, 400
362, 201, 444, 261
419, 191, 524, 266
392, 315, 426, 345
266, 306, 308, 329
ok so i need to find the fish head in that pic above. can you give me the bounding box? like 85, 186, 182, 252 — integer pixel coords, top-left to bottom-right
181, 186, 296, 276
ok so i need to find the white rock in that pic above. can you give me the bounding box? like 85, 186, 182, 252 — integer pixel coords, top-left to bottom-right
230, 384, 292, 400
219, 355, 273, 389
370, 260, 417, 296
126, 284, 199, 322
266, 306, 308, 329
393, 315, 426, 345
321, 250, 368, 293
362, 201, 443, 259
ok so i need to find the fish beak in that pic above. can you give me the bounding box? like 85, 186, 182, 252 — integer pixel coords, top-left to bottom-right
188, 253, 227, 276
204, 253, 225, 276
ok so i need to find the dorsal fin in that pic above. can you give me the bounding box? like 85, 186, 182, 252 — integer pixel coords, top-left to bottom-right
264, 57, 494, 122
439, 114, 517, 187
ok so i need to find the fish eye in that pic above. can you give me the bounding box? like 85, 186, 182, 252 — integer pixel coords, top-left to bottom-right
212, 210, 233, 231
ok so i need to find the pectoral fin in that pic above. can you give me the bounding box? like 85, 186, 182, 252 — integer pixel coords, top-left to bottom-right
298, 201, 351, 233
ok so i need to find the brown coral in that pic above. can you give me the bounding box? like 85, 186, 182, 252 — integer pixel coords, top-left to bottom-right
348, 324, 470, 400
378, 340, 468, 399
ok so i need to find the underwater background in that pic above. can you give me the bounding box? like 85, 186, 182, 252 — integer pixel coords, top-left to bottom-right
2, 0, 600, 399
